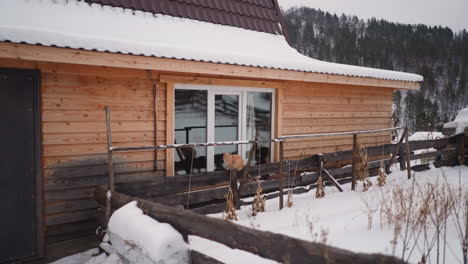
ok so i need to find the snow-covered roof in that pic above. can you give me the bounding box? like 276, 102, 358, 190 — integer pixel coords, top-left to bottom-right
0, 0, 423, 83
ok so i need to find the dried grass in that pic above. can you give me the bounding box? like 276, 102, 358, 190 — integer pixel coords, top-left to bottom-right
252, 181, 266, 216
224, 187, 238, 221
362, 169, 468, 263
355, 143, 372, 191
316, 176, 325, 199
286, 189, 294, 208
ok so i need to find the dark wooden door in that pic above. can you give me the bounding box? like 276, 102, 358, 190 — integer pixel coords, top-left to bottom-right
0, 68, 41, 263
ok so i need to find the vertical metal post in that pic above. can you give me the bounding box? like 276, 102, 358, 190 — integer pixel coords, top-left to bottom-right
105, 106, 115, 191
279, 140, 284, 210
404, 128, 411, 179
351, 134, 357, 191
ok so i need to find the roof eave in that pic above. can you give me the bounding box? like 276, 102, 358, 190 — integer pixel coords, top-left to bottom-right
0, 42, 420, 90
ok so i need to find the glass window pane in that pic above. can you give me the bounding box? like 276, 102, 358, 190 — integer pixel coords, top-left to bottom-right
174, 90, 207, 175
246, 92, 272, 165
214, 94, 239, 171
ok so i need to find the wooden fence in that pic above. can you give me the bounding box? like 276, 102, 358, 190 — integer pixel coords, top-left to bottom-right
113, 130, 464, 214
98, 107, 467, 263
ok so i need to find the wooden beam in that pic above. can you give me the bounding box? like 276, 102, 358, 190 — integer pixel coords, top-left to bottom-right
351, 134, 357, 191
95, 187, 402, 264
160, 75, 288, 89
0, 42, 420, 90
166, 83, 175, 176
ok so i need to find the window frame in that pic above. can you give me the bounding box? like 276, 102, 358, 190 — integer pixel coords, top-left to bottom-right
174, 84, 276, 172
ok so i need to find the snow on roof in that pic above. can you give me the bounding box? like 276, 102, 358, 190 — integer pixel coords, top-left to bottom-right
443, 107, 468, 134
0, 0, 423, 83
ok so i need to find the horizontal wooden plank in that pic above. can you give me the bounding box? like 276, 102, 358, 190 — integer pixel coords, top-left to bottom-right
0, 58, 155, 79
44, 151, 162, 169
283, 118, 390, 127
43, 141, 154, 156
46, 220, 98, 237
284, 84, 394, 98
42, 98, 159, 111
43, 131, 165, 146
42, 110, 157, 122
45, 170, 165, 191
45, 187, 96, 202
43, 84, 157, 101
284, 103, 391, 112
283, 123, 389, 135
283, 111, 391, 119
283, 96, 392, 106
43, 72, 154, 90
44, 160, 161, 178
46, 209, 98, 226
43, 120, 163, 133
284, 138, 390, 151
46, 199, 98, 215
160, 75, 287, 89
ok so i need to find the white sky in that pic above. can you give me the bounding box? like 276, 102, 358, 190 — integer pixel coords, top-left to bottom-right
278, 0, 468, 32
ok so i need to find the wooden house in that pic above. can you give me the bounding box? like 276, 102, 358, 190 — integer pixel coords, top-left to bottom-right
0, 0, 422, 261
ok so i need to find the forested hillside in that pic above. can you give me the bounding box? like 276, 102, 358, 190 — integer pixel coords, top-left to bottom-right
282, 7, 468, 132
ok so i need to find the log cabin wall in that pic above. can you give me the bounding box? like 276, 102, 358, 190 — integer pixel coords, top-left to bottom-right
281, 81, 393, 160
0, 58, 167, 244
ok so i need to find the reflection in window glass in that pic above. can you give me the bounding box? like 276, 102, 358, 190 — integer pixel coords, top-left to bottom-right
214, 94, 239, 171
246, 92, 272, 165
174, 90, 207, 175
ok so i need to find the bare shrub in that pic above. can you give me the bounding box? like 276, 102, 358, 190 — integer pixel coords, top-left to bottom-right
364, 169, 467, 263
316, 175, 325, 198
355, 143, 372, 191
286, 189, 294, 208
252, 181, 266, 216
377, 161, 387, 187
224, 187, 238, 221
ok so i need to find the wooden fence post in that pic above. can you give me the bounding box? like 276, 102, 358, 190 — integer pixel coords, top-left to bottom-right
230, 169, 240, 209
105, 106, 115, 222
238, 141, 257, 196
351, 134, 357, 191
279, 140, 284, 210
404, 128, 411, 179
456, 132, 466, 165
398, 128, 409, 171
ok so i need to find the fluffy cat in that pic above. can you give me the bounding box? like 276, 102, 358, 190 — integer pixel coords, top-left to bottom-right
223, 153, 245, 171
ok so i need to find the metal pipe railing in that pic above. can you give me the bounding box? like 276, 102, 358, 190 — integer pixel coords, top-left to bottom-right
277, 127, 405, 140
110, 127, 404, 153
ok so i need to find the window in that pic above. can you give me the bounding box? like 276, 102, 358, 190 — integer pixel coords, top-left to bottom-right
174, 84, 274, 175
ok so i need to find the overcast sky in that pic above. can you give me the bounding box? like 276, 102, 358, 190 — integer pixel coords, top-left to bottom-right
278, 0, 468, 32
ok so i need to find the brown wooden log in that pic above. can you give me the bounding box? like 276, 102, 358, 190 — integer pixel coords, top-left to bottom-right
351, 134, 357, 191
238, 142, 257, 196
95, 187, 403, 264
405, 129, 411, 179
386, 130, 405, 173
279, 140, 284, 210
456, 134, 465, 165
322, 168, 343, 192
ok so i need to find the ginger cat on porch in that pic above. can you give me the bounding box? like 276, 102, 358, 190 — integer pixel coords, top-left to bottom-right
223, 153, 245, 171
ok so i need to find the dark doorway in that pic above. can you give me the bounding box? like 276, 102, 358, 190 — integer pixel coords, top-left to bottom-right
0, 68, 42, 263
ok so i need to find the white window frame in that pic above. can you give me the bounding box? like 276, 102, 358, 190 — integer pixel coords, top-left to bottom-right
174, 84, 276, 171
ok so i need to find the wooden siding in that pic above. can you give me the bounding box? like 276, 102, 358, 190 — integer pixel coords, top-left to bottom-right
0, 58, 395, 247
0, 58, 167, 243
281, 82, 393, 160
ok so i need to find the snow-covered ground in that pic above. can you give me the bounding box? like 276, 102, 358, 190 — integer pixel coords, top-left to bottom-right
53, 165, 468, 264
